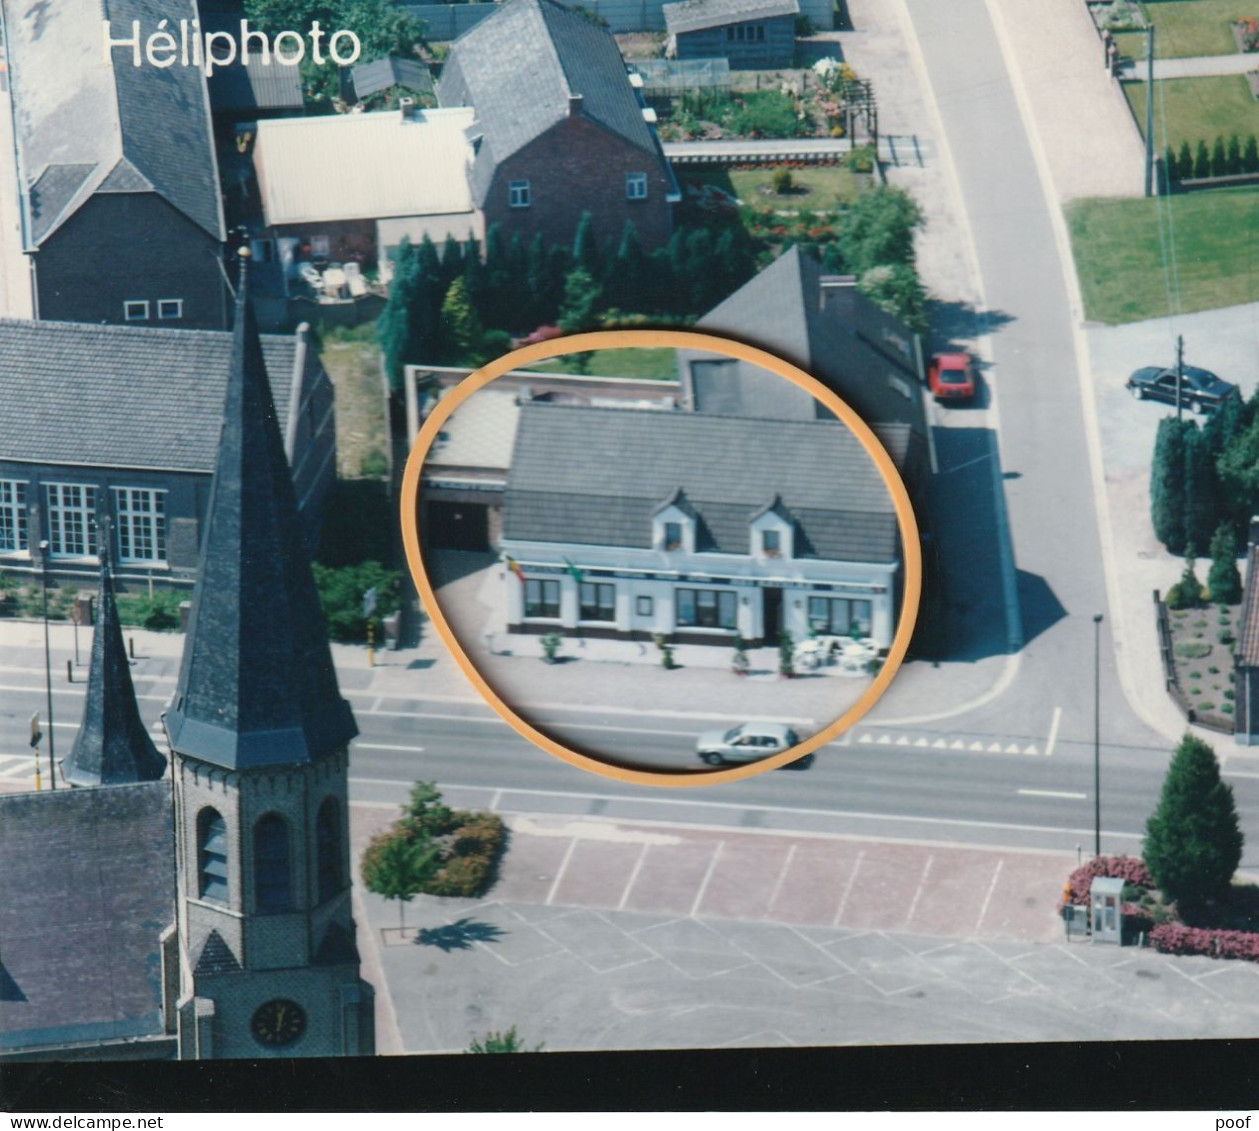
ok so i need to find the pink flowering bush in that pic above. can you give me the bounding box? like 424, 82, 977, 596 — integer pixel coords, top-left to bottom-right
1150, 923, 1259, 961
1067, 855, 1154, 904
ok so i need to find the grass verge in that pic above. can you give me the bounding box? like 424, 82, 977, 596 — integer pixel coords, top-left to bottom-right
1124, 74, 1259, 151
316, 324, 389, 479
523, 346, 679, 380
1136, 0, 1253, 58
1066, 187, 1259, 323
681, 164, 864, 210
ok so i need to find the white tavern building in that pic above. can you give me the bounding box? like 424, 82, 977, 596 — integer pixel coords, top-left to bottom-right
498, 403, 902, 648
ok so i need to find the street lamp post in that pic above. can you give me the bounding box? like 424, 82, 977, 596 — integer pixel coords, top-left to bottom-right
39, 540, 56, 790
1093, 612, 1103, 858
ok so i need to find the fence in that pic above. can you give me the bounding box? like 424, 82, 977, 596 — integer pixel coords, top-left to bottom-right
401, 0, 834, 37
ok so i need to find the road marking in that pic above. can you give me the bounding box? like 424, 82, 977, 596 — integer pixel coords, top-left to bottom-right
354, 743, 426, 754
1018, 789, 1086, 800
544, 837, 580, 907
832, 850, 865, 926
904, 855, 934, 926
690, 842, 724, 918
618, 842, 651, 911
766, 844, 797, 913
976, 860, 1004, 931
1045, 706, 1062, 757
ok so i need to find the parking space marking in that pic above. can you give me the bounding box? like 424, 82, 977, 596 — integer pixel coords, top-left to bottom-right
1045, 707, 1062, 757
544, 837, 580, 907
689, 842, 724, 918
833, 850, 865, 927
905, 855, 935, 926
975, 860, 1004, 932
618, 842, 651, 911
767, 844, 797, 913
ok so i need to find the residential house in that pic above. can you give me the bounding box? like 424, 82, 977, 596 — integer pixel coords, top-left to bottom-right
663, 0, 800, 68
2, 0, 228, 328
0, 318, 335, 589
437, 0, 680, 249
1235, 518, 1259, 744
498, 402, 902, 648
252, 106, 482, 271
680, 246, 933, 509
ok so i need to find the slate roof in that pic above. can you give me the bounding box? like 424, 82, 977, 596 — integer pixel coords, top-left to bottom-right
62, 552, 167, 788
693, 246, 928, 447
437, 0, 664, 206
1239, 540, 1259, 668
204, 15, 304, 113
5, 0, 224, 246
165, 262, 357, 771
0, 782, 173, 1055
0, 319, 303, 473
503, 403, 897, 562
352, 56, 434, 99
664, 0, 799, 35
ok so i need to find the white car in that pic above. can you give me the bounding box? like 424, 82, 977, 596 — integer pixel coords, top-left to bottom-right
696, 721, 813, 768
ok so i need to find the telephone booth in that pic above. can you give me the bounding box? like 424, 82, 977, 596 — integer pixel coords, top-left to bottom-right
1089, 876, 1124, 944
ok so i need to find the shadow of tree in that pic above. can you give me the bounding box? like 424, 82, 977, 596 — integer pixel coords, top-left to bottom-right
414, 917, 507, 952
928, 300, 1016, 350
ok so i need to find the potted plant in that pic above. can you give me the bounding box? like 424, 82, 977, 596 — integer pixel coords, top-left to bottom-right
661, 643, 678, 670
778, 630, 795, 679
540, 633, 563, 664
731, 633, 750, 677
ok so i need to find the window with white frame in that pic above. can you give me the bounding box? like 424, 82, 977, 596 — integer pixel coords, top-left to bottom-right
626, 172, 648, 200
45, 483, 97, 558
524, 578, 560, 618
663, 521, 683, 551
579, 582, 615, 621
677, 588, 736, 629
0, 480, 27, 553
808, 596, 872, 637
508, 180, 531, 208
114, 487, 167, 563
123, 300, 150, 321
157, 298, 183, 320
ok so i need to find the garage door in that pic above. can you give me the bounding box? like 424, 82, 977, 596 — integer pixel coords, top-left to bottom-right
424, 501, 490, 550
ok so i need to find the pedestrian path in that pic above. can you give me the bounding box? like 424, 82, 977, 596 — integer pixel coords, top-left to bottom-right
1122, 52, 1259, 81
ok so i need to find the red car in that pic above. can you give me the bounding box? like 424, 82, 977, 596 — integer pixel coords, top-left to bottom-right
928, 352, 976, 403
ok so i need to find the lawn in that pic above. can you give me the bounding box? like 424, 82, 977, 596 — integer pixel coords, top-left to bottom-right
522, 346, 680, 380
1066, 186, 1259, 323
317, 326, 389, 478
681, 164, 864, 211
1123, 74, 1259, 151
1137, 0, 1254, 57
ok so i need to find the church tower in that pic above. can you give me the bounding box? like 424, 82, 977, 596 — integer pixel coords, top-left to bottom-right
161, 256, 374, 1059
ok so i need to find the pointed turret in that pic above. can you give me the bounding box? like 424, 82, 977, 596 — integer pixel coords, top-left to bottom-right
63, 544, 167, 787
165, 253, 356, 769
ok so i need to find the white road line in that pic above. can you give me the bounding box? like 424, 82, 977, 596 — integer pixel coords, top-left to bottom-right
1225, 770, 1259, 780
354, 743, 426, 754
618, 842, 651, 911
975, 860, 1005, 932
544, 837, 579, 907
766, 843, 797, 913
1018, 789, 1086, 800
1045, 707, 1062, 757
904, 855, 934, 926
346, 778, 1145, 840
689, 842, 724, 918
832, 851, 864, 926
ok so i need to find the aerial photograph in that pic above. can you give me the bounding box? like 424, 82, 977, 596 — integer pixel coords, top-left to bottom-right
2, 0, 1259, 1112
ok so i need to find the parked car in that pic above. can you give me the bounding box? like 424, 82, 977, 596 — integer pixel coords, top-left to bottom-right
695, 721, 813, 768
927, 352, 976, 403
1126, 365, 1237, 414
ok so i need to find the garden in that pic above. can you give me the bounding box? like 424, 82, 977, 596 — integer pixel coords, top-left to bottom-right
1064, 735, 1257, 959
1096, 0, 1259, 59
1123, 74, 1259, 154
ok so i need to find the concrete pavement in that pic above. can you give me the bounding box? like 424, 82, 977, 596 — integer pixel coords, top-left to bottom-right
1127, 53, 1259, 80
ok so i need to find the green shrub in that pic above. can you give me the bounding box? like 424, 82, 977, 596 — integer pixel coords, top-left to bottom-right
725, 91, 802, 139
116, 588, 185, 631
1221, 629, 1236, 646
771, 167, 794, 194
1199, 701, 1216, 711
310, 560, 401, 642
847, 144, 876, 174
1175, 641, 1212, 659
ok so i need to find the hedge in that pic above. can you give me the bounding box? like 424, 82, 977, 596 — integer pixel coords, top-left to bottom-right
1150, 923, 1259, 961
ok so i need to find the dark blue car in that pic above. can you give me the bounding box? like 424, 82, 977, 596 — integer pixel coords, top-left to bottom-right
1126, 365, 1237, 414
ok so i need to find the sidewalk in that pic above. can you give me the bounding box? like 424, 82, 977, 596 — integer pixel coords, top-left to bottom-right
1126, 53, 1259, 80
350, 804, 1259, 1053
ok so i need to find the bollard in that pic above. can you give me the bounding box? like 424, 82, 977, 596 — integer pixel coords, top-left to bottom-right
129, 637, 135, 660
66, 660, 73, 683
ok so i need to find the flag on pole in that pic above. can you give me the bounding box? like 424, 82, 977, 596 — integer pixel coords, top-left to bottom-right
563, 558, 583, 585
505, 557, 526, 584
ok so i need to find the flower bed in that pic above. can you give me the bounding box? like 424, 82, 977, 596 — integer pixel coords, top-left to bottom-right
1233, 18, 1259, 53
1065, 855, 1154, 904
1150, 923, 1259, 960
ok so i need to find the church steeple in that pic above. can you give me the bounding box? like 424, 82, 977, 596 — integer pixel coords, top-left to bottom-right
62, 542, 166, 787
164, 254, 356, 770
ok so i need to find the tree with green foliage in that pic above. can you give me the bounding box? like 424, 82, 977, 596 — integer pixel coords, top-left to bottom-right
1150, 416, 1192, 553
558, 267, 602, 334
1194, 139, 1211, 180
1176, 140, 1193, 182
478, 225, 514, 331
310, 560, 401, 641
1166, 555, 1203, 610
376, 235, 446, 389
438, 276, 487, 364
1211, 136, 1228, 178
572, 211, 603, 280
466, 1026, 543, 1053
360, 827, 439, 930
1184, 425, 1219, 555
401, 780, 455, 837
1208, 522, 1243, 604
1162, 147, 1178, 189
1227, 134, 1242, 177
836, 185, 923, 276
858, 262, 928, 334
1243, 135, 1259, 174
1144, 734, 1243, 910
778, 630, 795, 678
605, 221, 649, 313
438, 234, 465, 291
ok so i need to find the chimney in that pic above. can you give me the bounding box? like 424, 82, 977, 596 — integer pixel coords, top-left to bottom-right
568, 93, 583, 116
399, 97, 415, 121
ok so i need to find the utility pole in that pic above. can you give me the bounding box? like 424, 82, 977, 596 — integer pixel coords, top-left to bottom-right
1144, 24, 1155, 197
1175, 334, 1184, 421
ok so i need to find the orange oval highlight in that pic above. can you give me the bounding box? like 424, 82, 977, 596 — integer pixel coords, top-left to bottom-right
399, 329, 922, 787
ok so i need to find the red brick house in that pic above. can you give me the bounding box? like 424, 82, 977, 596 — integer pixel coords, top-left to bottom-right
437, 0, 680, 249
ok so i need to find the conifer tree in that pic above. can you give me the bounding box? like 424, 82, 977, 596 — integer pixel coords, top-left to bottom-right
1144, 734, 1243, 909
1211, 136, 1228, 178
1150, 416, 1191, 553
1227, 134, 1242, 176
1208, 522, 1243, 605
1176, 140, 1193, 181
1243, 135, 1259, 173
1194, 140, 1211, 179
1184, 425, 1220, 555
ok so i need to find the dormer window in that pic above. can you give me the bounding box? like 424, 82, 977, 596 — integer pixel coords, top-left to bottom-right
762, 530, 781, 558
751, 495, 794, 561
664, 522, 683, 551
653, 488, 697, 554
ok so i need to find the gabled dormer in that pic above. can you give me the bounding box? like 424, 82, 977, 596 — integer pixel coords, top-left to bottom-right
652, 487, 697, 553
750, 494, 795, 561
